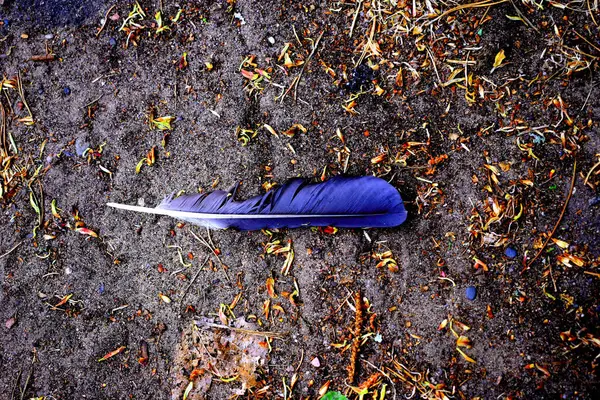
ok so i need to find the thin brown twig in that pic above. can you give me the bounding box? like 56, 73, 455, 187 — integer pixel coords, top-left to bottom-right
584, 157, 600, 186
526, 161, 577, 269
430, 0, 509, 24
96, 5, 117, 37
588, 0, 598, 27
281, 31, 323, 103
194, 320, 287, 339
0, 241, 23, 259
178, 254, 210, 309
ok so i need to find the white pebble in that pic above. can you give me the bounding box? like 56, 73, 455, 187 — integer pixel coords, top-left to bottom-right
310, 357, 320, 367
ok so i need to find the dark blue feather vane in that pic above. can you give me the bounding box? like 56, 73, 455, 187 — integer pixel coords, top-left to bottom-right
107, 176, 407, 230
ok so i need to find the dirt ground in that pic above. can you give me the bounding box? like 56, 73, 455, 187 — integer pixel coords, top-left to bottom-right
1, 0, 599, 399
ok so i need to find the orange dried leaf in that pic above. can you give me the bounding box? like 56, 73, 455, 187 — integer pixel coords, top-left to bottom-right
55, 293, 73, 307
266, 277, 277, 298
456, 336, 472, 349
76, 227, 98, 238
241, 69, 257, 80
98, 345, 126, 362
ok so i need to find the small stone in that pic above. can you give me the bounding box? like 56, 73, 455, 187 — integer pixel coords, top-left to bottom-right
137, 198, 145, 207
109, 37, 117, 47
267, 36, 275, 44
21, 33, 29, 39
44, 33, 54, 40
63, 87, 71, 95
310, 357, 320, 368
65, 267, 72, 275
504, 246, 517, 259
5, 317, 16, 329
75, 136, 89, 156
589, 196, 600, 207
465, 286, 477, 301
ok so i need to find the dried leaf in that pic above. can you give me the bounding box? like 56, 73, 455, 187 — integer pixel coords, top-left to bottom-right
493, 50, 506, 69
456, 347, 476, 363
98, 345, 126, 362
266, 277, 277, 298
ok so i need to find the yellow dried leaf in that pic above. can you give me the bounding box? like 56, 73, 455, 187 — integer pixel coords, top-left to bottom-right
493, 50, 506, 69
263, 124, 278, 137
158, 293, 172, 303
551, 238, 569, 249
151, 115, 175, 131
456, 347, 476, 363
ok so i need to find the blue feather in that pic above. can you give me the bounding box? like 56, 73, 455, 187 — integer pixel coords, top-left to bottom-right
107, 176, 407, 230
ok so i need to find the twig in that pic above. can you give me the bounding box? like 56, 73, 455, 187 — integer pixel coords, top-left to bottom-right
0, 241, 23, 260
349, 0, 363, 38
19, 367, 33, 400
588, 0, 599, 27
179, 255, 210, 308
96, 5, 116, 37
82, 94, 105, 109
10, 368, 22, 400
188, 228, 231, 282
281, 31, 324, 103
584, 158, 600, 186
526, 161, 577, 269
194, 320, 287, 339
430, 0, 509, 24
363, 360, 397, 400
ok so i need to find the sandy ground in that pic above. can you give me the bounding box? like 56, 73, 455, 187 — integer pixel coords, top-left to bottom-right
1, 1, 599, 399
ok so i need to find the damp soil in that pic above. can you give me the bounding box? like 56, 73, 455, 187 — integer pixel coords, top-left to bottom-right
0, 1, 599, 399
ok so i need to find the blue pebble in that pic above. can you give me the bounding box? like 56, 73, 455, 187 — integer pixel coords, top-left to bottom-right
465, 286, 477, 301
64, 87, 71, 95
99, 282, 105, 295
3, 19, 9, 27
504, 246, 517, 259
109, 37, 117, 47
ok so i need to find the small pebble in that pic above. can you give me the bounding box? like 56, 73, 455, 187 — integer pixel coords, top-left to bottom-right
44, 33, 54, 40
589, 196, 600, 207
75, 137, 89, 156
504, 246, 517, 259
65, 267, 72, 275
310, 357, 320, 368
267, 36, 275, 44
99, 282, 105, 295
64, 87, 71, 95
109, 37, 117, 47
5, 317, 16, 329
465, 286, 477, 301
